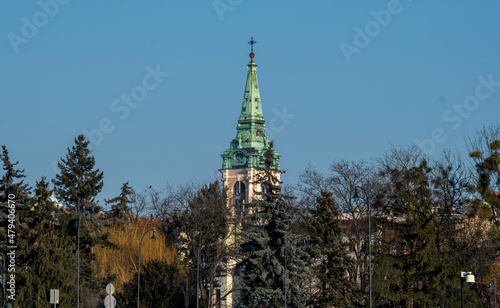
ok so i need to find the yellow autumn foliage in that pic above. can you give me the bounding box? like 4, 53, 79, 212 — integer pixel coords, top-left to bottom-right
94, 220, 175, 292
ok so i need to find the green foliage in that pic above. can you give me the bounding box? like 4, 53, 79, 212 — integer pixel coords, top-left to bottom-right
52, 134, 104, 210
0, 145, 31, 243
302, 191, 359, 307
15, 177, 75, 307
237, 143, 311, 308
105, 181, 134, 223
117, 260, 191, 307
52, 134, 107, 304
374, 160, 468, 307
470, 139, 500, 226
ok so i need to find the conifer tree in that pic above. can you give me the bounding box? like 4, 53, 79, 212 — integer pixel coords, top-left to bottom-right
117, 260, 190, 308
105, 181, 134, 223
0, 145, 30, 244
237, 143, 311, 308
302, 190, 358, 307
52, 134, 104, 211
374, 159, 466, 306
52, 134, 105, 305
16, 177, 74, 307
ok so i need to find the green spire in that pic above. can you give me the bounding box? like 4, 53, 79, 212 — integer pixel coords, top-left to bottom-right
221, 49, 281, 170
237, 51, 266, 148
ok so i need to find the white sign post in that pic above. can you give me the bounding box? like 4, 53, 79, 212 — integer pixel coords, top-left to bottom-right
104, 295, 116, 308
104, 283, 116, 308
49, 289, 59, 307
106, 283, 116, 295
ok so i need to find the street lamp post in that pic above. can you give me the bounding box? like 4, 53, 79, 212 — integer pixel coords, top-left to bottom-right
76, 199, 85, 308
489, 276, 497, 308
75, 200, 96, 308
161, 279, 189, 308
460, 271, 475, 308
284, 237, 307, 308
352, 182, 372, 308
137, 225, 157, 308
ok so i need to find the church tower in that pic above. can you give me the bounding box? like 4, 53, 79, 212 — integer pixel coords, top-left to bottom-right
220, 39, 281, 218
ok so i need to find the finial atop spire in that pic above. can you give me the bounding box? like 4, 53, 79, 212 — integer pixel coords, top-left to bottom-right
248, 37, 257, 52
248, 37, 257, 63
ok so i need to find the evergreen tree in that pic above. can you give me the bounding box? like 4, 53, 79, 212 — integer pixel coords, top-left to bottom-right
15, 177, 75, 307
117, 260, 191, 308
0, 145, 30, 244
302, 190, 359, 307
237, 143, 311, 308
105, 181, 134, 223
52, 134, 105, 305
374, 159, 466, 307
52, 134, 104, 211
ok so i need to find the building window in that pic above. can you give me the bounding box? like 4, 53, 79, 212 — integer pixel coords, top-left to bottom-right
234, 181, 246, 217
216, 289, 221, 308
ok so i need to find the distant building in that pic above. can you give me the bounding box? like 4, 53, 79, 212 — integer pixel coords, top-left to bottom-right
49, 194, 63, 209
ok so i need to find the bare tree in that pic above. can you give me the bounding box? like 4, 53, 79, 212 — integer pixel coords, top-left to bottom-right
146, 181, 234, 307
130, 188, 149, 223
466, 124, 500, 159
297, 159, 381, 296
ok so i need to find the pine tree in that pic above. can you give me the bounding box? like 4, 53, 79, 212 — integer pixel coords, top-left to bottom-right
302, 190, 359, 307
237, 143, 311, 308
374, 160, 464, 306
52, 134, 105, 305
0, 145, 31, 244
117, 260, 190, 308
15, 177, 75, 307
52, 134, 104, 211
105, 181, 134, 223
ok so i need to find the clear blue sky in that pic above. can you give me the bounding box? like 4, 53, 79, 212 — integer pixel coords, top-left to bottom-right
1, 1, 499, 207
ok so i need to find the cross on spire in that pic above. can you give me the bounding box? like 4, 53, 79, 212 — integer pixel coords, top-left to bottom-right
248, 37, 257, 52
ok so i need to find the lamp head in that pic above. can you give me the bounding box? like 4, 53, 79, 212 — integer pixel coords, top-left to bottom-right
352, 187, 360, 200
461, 271, 475, 286
150, 230, 157, 242
465, 273, 475, 285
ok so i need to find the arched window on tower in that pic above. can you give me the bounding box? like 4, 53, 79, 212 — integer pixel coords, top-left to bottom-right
234, 181, 246, 217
